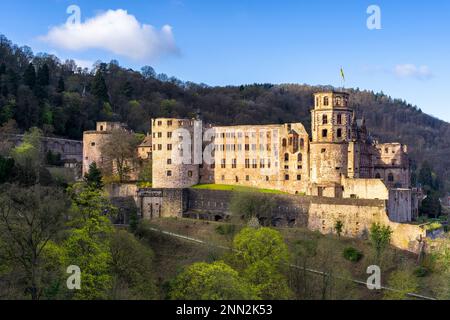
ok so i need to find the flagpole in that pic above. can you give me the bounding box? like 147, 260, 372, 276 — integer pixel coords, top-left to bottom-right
340, 66, 345, 91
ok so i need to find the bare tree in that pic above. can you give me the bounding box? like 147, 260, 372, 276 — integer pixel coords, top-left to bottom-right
100, 129, 141, 182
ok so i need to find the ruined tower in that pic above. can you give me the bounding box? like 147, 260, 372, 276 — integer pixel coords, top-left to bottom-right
151, 118, 201, 188
309, 91, 352, 196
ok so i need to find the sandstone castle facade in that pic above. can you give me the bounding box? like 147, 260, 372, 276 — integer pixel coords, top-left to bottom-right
82, 90, 427, 252
147, 91, 417, 222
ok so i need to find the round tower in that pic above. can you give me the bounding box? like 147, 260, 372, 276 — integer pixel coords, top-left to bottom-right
151, 118, 201, 188
309, 91, 352, 185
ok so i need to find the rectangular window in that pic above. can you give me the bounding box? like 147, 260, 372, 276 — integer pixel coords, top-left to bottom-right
158, 144, 162, 151
232, 159, 237, 169
158, 132, 162, 138
167, 132, 172, 138
245, 159, 250, 169
297, 175, 301, 181
167, 144, 172, 151
167, 159, 172, 165
188, 171, 193, 177
167, 120, 173, 126
167, 170, 172, 177
221, 159, 226, 169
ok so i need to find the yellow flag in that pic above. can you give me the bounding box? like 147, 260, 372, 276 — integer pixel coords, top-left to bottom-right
340, 67, 345, 82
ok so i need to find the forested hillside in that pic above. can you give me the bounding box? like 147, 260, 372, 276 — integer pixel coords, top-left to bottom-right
0, 34, 449, 191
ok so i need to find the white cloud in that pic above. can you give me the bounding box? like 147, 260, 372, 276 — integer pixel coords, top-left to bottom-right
393, 64, 433, 80
73, 59, 94, 70
39, 9, 178, 61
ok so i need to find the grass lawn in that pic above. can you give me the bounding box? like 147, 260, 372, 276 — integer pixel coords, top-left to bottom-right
191, 184, 287, 194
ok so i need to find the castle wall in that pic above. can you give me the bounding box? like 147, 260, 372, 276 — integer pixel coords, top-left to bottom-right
136, 188, 424, 253
82, 131, 110, 175
341, 177, 389, 200
387, 188, 412, 222
105, 183, 139, 201
8, 134, 83, 163
374, 143, 410, 188
310, 142, 348, 185
138, 188, 186, 219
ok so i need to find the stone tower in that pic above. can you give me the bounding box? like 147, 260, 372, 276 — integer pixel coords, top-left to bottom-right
82, 122, 128, 176
309, 91, 352, 193
151, 118, 201, 188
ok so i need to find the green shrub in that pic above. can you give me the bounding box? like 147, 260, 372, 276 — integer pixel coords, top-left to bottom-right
343, 247, 363, 262
424, 222, 443, 232
413, 266, 429, 278
215, 224, 236, 236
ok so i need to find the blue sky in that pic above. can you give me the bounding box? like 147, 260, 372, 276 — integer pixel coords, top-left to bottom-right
1, 0, 449, 122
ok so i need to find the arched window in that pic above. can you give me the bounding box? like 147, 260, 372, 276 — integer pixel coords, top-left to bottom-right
375, 173, 381, 179
298, 153, 303, 162
337, 114, 342, 124
337, 128, 342, 138
323, 96, 329, 106
282, 139, 287, 147
388, 173, 394, 182
322, 114, 328, 124
300, 138, 304, 149
284, 153, 289, 162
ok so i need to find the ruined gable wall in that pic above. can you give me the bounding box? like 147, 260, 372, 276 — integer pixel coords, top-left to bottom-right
341, 177, 389, 200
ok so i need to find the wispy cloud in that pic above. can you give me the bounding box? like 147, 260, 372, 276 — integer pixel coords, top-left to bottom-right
39, 9, 178, 61
393, 64, 433, 80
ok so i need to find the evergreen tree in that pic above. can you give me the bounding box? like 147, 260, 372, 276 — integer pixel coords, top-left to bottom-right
91, 70, 109, 102
84, 162, 103, 189
23, 63, 36, 89
419, 192, 442, 218
37, 64, 50, 87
